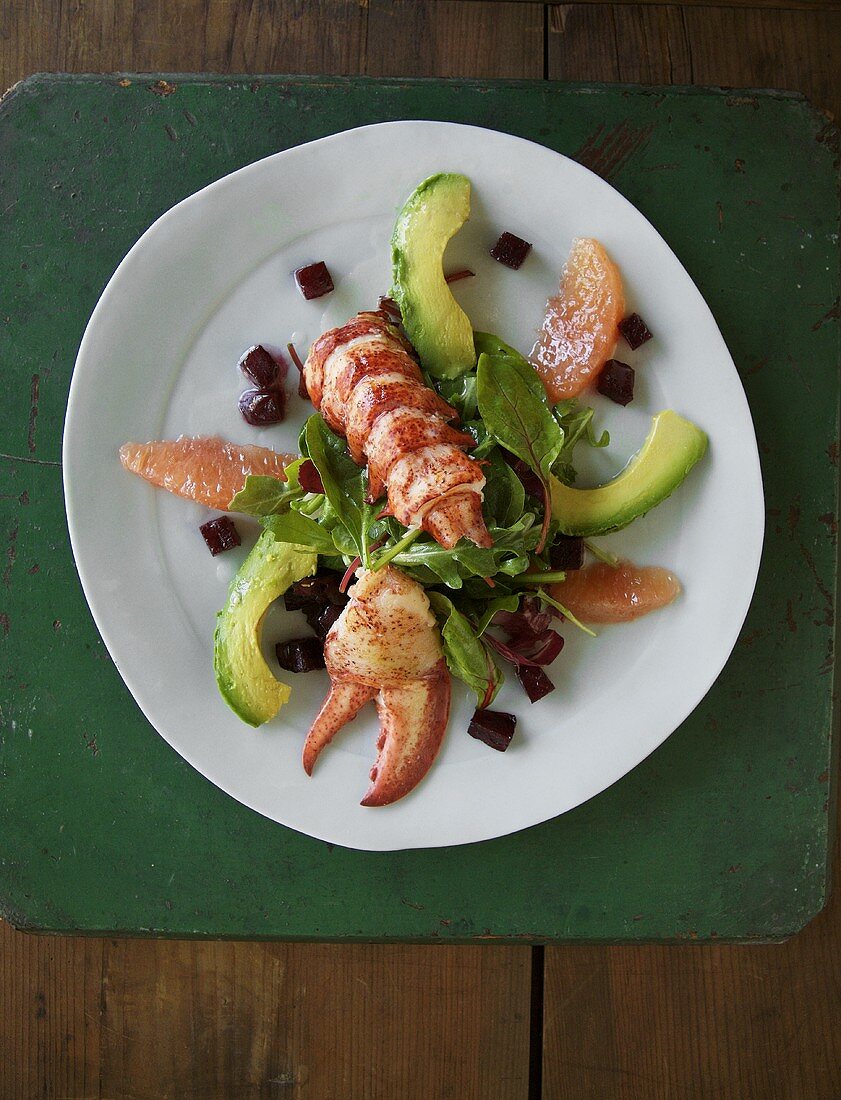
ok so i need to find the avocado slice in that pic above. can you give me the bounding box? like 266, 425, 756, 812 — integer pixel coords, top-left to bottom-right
391, 173, 476, 379
550, 410, 708, 536
214, 530, 318, 727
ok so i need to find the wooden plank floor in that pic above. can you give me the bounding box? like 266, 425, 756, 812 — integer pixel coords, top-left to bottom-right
1, 2, 838, 1097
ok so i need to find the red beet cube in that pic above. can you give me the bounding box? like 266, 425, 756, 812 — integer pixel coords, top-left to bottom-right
239, 388, 286, 426
516, 665, 555, 703
295, 261, 334, 300
238, 344, 281, 388
618, 313, 653, 350
490, 232, 532, 269
550, 535, 585, 571
315, 604, 344, 639
468, 708, 516, 751
199, 515, 241, 556
276, 637, 325, 673
597, 360, 635, 406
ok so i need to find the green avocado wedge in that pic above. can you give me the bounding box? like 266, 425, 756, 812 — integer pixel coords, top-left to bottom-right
391, 173, 476, 379
550, 410, 708, 536
214, 530, 318, 728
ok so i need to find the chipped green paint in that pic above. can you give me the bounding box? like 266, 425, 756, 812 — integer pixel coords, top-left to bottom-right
0, 75, 837, 942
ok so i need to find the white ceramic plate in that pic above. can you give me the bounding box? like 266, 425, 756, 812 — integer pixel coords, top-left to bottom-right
64, 121, 763, 851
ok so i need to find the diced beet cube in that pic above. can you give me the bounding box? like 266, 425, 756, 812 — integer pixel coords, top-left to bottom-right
516, 665, 555, 702
550, 535, 585, 571
199, 515, 241, 556
239, 388, 286, 426
238, 344, 281, 388
284, 573, 347, 612
618, 313, 653, 350
468, 708, 516, 751
295, 261, 334, 300
276, 637, 325, 673
315, 604, 344, 638
597, 359, 635, 406
490, 232, 532, 270
297, 459, 325, 495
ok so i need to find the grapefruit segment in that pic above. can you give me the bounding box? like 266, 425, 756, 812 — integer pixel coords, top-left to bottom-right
549, 560, 681, 623
119, 436, 294, 511
530, 238, 625, 402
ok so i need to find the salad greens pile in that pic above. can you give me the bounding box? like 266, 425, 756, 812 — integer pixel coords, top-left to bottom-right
229, 332, 611, 708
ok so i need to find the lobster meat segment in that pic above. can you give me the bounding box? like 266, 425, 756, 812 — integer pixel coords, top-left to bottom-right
302, 566, 451, 807
304, 311, 493, 549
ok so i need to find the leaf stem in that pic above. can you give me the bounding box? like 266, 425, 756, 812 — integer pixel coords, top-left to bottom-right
535, 588, 597, 637
370, 528, 421, 571
584, 539, 619, 567
513, 570, 568, 585
296, 494, 323, 516
536, 476, 551, 554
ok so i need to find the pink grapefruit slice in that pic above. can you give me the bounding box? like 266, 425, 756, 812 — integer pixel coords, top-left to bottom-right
119, 436, 294, 510
530, 238, 625, 403
550, 560, 681, 623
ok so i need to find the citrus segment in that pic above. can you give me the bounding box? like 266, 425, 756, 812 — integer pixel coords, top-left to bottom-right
550, 560, 681, 623
530, 238, 625, 402
119, 436, 294, 510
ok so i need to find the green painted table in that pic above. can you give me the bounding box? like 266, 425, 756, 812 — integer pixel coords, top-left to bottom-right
0, 75, 837, 942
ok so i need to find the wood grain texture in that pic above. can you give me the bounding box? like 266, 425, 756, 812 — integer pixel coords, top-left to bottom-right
367, 0, 545, 77
543, 848, 841, 1098
547, 4, 841, 119
0, 923, 531, 1099
442, 0, 840, 9
1, 1, 368, 93
0, 920, 104, 1099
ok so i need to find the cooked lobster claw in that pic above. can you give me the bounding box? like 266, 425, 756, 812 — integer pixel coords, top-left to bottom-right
302, 565, 451, 806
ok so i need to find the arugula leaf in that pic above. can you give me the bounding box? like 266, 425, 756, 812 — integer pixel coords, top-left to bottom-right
462, 419, 499, 459
304, 416, 365, 555
428, 592, 502, 708
388, 514, 540, 588
262, 512, 338, 555
476, 350, 563, 552
229, 474, 302, 517
437, 373, 478, 420
475, 594, 520, 635
552, 400, 610, 485
228, 456, 314, 517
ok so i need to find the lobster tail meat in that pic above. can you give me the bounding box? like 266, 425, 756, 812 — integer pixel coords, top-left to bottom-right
304, 311, 492, 549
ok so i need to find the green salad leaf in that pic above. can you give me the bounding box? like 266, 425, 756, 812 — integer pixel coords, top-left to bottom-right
229, 456, 314, 517
263, 512, 339, 555
476, 352, 562, 475
474, 593, 520, 635
476, 349, 563, 552
386, 514, 540, 589
552, 400, 610, 485
436, 372, 478, 419
428, 592, 502, 708
482, 447, 526, 528
304, 416, 366, 556
230, 474, 302, 517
